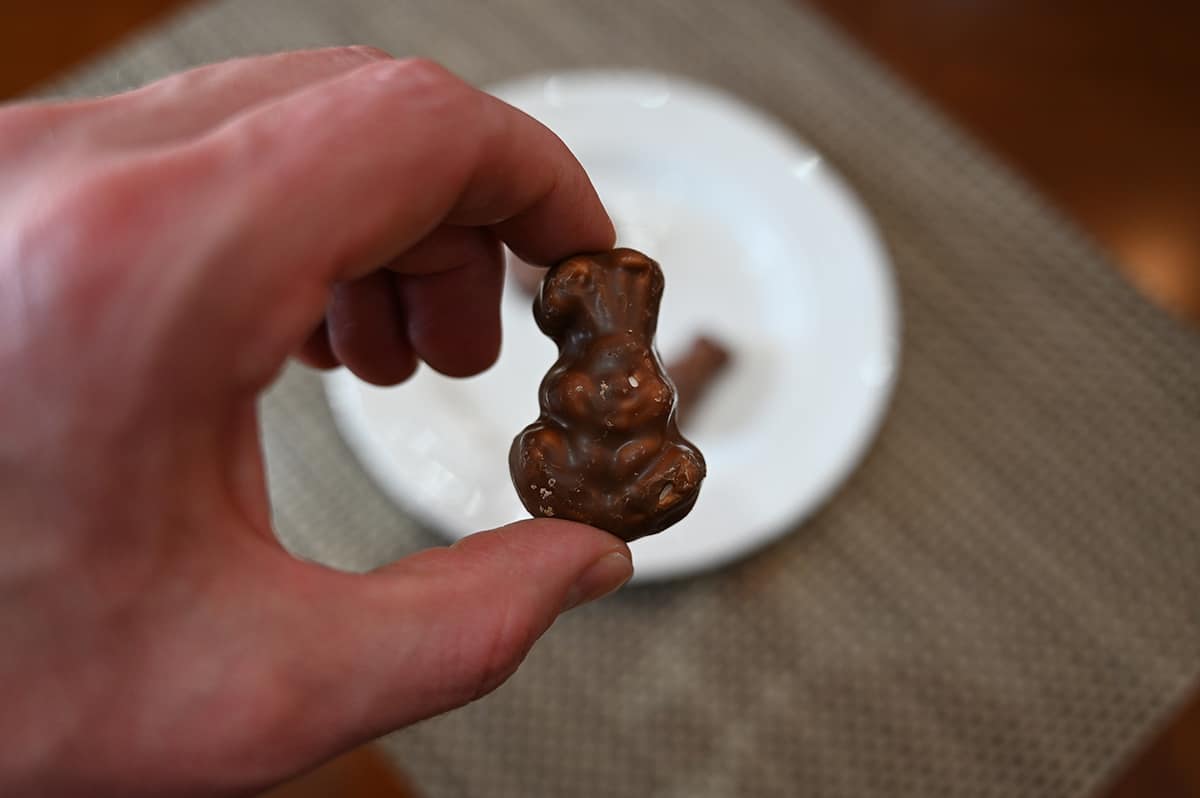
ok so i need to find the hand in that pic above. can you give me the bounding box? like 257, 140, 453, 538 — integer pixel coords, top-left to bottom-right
0, 47, 631, 797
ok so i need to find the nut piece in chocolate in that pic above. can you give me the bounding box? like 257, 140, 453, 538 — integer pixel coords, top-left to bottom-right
509, 248, 706, 541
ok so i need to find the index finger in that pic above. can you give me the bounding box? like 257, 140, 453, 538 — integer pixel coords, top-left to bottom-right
175, 58, 612, 388
197, 58, 611, 295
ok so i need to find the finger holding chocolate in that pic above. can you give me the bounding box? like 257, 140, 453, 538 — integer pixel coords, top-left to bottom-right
509, 248, 706, 541
509, 254, 546, 297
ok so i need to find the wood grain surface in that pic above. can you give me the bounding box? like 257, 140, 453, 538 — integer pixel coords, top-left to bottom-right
807, 0, 1200, 323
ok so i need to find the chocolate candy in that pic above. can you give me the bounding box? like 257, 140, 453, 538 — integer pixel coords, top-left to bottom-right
509, 248, 706, 541
666, 335, 731, 427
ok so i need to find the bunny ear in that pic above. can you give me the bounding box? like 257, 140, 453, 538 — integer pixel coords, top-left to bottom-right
603, 249, 665, 339
533, 270, 568, 337
611, 248, 665, 305
534, 257, 594, 337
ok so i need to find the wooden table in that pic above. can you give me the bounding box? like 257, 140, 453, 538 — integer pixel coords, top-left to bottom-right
3, 2, 1197, 795
806, 0, 1200, 324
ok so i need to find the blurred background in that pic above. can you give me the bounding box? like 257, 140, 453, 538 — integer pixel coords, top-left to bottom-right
3, 1, 1197, 796
5, 1, 1198, 324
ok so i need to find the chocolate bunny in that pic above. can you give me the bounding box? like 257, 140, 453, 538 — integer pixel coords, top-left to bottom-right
510, 248, 705, 541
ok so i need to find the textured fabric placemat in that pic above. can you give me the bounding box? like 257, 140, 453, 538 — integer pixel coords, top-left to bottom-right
43, 2, 1200, 796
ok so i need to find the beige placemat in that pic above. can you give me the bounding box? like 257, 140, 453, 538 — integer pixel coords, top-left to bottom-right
44, 1, 1200, 796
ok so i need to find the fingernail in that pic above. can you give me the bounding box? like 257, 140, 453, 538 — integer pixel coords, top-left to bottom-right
564, 551, 633, 611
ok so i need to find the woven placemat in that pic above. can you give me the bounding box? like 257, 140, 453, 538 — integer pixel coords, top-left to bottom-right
44, 1, 1200, 796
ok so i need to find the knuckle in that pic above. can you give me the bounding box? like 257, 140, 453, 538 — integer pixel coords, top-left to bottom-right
41, 152, 199, 267
344, 44, 393, 62
389, 56, 456, 85
186, 127, 248, 173
194, 110, 287, 180
139, 68, 191, 99
25, 181, 136, 309
270, 44, 393, 73
366, 57, 466, 105
8, 163, 155, 356
48, 169, 144, 248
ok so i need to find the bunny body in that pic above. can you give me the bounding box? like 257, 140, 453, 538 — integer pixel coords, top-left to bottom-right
510, 249, 705, 541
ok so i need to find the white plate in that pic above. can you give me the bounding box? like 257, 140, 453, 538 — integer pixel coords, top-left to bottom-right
324, 70, 900, 583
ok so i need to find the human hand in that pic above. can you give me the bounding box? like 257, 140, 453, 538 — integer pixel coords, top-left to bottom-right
0, 47, 630, 797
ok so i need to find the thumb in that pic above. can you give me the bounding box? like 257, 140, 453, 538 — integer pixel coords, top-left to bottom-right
278, 518, 631, 751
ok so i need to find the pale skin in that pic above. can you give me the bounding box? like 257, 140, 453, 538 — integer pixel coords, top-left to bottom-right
0, 47, 633, 797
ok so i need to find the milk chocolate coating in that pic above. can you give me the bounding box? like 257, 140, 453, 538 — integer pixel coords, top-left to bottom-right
509, 248, 706, 541
668, 335, 732, 426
